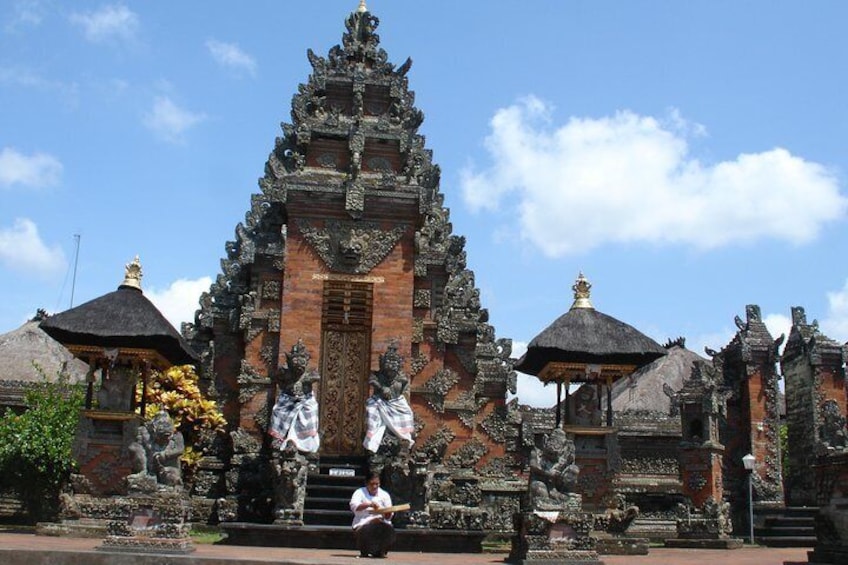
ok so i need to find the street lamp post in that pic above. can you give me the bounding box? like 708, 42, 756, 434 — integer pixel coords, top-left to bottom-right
742, 453, 756, 545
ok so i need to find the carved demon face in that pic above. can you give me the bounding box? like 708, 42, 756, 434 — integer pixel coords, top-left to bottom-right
339, 229, 370, 265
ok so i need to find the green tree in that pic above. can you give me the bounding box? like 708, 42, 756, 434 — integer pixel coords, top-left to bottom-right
0, 369, 84, 522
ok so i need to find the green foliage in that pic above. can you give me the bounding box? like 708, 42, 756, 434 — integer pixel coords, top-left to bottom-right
0, 368, 84, 522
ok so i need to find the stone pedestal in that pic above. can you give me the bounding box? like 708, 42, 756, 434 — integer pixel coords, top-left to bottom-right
72, 411, 140, 496
664, 501, 742, 550
808, 453, 848, 564
594, 534, 649, 555
38, 493, 194, 554
97, 495, 194, 554
508, 511, 603, 564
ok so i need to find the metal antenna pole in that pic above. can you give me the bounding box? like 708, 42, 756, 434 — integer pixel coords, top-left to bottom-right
69, 234, 81, 308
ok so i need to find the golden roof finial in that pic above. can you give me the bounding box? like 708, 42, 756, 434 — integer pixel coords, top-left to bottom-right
121, 255, 143, 291
570, 272, 593, 309
357, 0, 367, 13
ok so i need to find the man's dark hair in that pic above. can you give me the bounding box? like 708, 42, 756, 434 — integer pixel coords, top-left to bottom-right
365, 471, 381, 483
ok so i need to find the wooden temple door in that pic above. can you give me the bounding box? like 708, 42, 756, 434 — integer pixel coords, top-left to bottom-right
318, 280, 373, 456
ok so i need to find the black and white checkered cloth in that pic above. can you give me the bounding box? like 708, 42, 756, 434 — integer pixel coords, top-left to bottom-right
363, 395, 415, 453
269, 392, 320, 452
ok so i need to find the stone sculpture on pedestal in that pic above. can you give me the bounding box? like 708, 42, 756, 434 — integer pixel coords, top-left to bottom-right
127, 412, 185, 493
268, 340, 320, 524
509, 429, 601, 564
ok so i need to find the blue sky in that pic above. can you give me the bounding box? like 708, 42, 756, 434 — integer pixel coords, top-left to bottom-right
2, 1, 847, 406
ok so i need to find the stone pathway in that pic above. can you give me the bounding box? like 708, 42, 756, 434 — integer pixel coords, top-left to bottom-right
0, 531, 811, 565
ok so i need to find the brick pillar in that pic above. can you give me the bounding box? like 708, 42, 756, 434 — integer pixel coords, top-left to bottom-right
781, 306, 847, 506
715, 305, 784, 509
677, 360, 728, 507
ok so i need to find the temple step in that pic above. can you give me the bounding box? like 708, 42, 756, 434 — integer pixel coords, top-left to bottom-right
220, 523, 486, 553
754, 506, 818, 547
303, 456, 367, 526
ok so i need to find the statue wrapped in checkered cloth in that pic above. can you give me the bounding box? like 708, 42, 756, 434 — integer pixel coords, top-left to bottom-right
363, 342, 414, 453
269, 339, 321, 453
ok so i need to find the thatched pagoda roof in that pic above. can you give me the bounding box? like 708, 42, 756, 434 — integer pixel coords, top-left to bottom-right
514, 274, 666, 376
0, 319, 90, 384
610, 341, 706, 413
40, 257, 198, 366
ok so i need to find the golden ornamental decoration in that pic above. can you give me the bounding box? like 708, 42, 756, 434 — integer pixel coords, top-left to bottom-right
122, 255, 143, 290
570, 272, 593, 309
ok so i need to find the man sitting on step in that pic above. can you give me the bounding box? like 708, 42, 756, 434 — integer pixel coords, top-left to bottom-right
350, 471, 395, 558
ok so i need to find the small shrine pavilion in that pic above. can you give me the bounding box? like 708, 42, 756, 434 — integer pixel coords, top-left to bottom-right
40, 256, 198, 496
515, 273, 666, 507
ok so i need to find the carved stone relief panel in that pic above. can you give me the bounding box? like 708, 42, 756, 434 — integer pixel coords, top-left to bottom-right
296, 219, 406, 274
422, 368, 459, 413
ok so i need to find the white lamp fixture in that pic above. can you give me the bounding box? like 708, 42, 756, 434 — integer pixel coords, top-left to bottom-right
742, 453, 756, 471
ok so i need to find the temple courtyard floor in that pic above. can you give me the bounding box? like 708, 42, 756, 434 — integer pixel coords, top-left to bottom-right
0, 531, 812, 565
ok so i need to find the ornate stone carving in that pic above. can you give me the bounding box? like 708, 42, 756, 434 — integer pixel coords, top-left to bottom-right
480, 406, 507, 443
411, 317, 424, 343
446, 437, 488, 469
237, 360, 268, 405
271, 444, 309, 524
820, 399, 848, 450
296, 219, 405, 274
529, 429, 581, 511
261, 280, 280, 300
127, 412, 185, 493
620, 456, 678, 475
412, 425, 455, 463
675, 497, 732, 538
421, 368, 458, 413
266, 309, 280, 334
413, 289, 431, 309
409, 352, 429, 376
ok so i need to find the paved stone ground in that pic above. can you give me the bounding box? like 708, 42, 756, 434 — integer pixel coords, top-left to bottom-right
0, 532, 811, 565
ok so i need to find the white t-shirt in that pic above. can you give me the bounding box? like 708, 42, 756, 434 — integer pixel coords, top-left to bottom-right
349, 486, 393, 530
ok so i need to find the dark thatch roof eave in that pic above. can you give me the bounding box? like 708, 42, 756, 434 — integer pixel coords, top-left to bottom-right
515, 307, 666, 376
40, 286, 198, 366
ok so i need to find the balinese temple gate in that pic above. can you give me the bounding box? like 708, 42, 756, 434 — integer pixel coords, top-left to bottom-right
182, 1, 523, 539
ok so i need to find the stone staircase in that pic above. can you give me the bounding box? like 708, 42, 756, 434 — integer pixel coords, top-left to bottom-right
220, 455, 485, 552
755, 506, 817, 547
303, 456, 366, 526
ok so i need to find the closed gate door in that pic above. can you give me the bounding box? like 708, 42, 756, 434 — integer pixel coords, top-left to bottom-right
319, 281, 372, 456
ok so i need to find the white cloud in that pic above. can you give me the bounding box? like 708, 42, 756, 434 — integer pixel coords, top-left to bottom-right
143, 96, 207, 144
69, 4, 139, 43
763, 313, 791, 349
0, 67, 80, 105
0, 218, 65, 276
206, 39, 257, 76
146, 276, 212, 331
822, 280, 848, 343
0, 147, 62, 188
5, 0, 45, 31
505, 340, 554, 408
684, 329, 732, 360
461, 97, 847, 256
